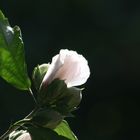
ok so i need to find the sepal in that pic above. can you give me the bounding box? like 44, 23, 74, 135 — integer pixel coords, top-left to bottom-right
38, 79, 82, 116
55, 87, 82, 115
31, 108, 64, 129
32, 64, 49, 90
38, 79, 67, 105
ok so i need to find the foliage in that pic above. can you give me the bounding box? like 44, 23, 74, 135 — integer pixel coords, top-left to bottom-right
0, 9, 90, 140
0, 10, 31, 90
54, 120, 78, 140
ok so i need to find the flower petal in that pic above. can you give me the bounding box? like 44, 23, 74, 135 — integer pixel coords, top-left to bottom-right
42, 49, 90, 87
53, 49, 90, 87
16, 132, 31, 140
42, 54, 63, 85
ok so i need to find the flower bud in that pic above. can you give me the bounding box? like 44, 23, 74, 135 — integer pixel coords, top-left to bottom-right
32, 64, 49, 90
41, 49, 90, 88
32, 49, 90, 114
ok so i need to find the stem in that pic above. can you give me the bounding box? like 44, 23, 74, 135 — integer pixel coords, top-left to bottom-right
0, 125, 18, 140
29, 88, 38, 106
0, 99, 40, 140
0, 107, 39, 140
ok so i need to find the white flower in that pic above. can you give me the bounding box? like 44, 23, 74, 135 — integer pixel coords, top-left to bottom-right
9, 130, 31, 140
42, 49, 90, 88
16, 133, 31, 140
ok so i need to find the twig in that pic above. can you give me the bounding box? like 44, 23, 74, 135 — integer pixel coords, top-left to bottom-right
0, 89, 40, 140
29, 88, 38, 106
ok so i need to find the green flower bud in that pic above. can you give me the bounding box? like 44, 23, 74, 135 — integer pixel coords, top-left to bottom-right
32, 64, 49, 90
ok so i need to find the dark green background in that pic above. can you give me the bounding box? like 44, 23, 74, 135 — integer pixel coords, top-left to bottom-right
0, 0, 140, 140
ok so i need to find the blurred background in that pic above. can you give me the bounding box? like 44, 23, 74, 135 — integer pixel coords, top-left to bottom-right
0, 0, 140, 140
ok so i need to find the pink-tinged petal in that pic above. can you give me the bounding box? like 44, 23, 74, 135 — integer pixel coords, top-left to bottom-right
42, 54, 63, 85
53, 49, 90, 87
42, 49, 90, 87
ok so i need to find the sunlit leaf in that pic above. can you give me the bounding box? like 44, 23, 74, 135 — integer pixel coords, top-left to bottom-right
54, 120, 78, 140
0, 10, 31, 90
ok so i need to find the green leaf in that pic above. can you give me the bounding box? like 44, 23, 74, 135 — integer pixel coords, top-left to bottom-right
0, 10, 31, 90
54, 120, 78, 140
